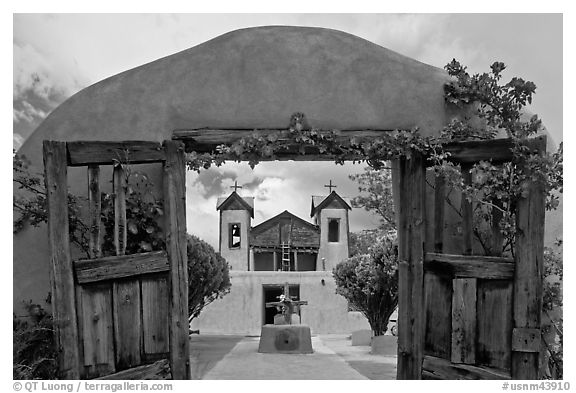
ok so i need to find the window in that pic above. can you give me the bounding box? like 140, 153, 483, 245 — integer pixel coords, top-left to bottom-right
229, 223, 241, 248
328, 219, 339, 242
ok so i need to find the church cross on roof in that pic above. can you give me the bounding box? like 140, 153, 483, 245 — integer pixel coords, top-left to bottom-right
324, 180, 337, 193
230, 180, 243, 193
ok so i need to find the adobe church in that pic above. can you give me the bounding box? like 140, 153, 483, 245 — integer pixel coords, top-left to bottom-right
191, 182, 370, 335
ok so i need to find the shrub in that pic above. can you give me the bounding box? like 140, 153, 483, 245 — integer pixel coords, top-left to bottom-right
333, 234, 398, 336
13, 301, 57, 380
187, 234, 231, 322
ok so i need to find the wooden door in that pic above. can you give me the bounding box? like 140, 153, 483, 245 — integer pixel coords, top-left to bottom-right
43, 140, 189, 379
396, 137, 546, 380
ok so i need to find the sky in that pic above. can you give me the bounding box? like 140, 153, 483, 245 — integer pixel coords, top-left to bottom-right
12, 13, 564, 248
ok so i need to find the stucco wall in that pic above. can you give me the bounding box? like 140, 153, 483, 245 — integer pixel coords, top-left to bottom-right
219, 210, 251, 271
317, 209, 350, 271
13, 25, 455, 312
191, 271, 370, 335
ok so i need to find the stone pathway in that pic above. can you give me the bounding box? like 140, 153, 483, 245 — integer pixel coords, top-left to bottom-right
190, 334, 397, 380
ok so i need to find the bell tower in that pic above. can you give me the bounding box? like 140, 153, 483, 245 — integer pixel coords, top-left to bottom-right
310, 181, 351, 271
216, 182, 254, 271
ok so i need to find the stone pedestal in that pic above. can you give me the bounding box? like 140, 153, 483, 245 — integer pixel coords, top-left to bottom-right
258, 324, 313, 354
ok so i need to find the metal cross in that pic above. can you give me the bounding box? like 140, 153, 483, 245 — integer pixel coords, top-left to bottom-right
324, 180, 337, 193
230, 181, 243, 192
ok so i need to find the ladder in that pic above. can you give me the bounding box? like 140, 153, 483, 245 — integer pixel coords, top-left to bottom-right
281, 243, 291, 271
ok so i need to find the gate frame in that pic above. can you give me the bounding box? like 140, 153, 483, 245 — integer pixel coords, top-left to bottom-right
173, 127, 547, 379
395, 137, 547, 380
43, 140, 189, 379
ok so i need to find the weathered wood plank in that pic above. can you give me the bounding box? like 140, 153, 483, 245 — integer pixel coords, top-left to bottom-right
424, 253, 514, 279
80, 284, 115, 378
95, 359, 171, 380
142, 277, 170, 356
173, 128, 394, 156
67, 141, 165, 166
512, 136, 546, 379
75, 285, 86, 378
422, 355, 510, 380
74, 251, 169, 284
113, 280, 142, 370
113, 165, 127, 256
163, 140, 190, 380
426, 253, 514, 264
442, 136, 546, 164
43, 140, 81, 379
511, 328, 541, 353
88, 166, 102, 258
396, 153, 426, 380
433, 175, 446, 253
477, 280, 513, 370
461, 163, 473, 255
424, 272, 452, 359
451, 278, 477, 364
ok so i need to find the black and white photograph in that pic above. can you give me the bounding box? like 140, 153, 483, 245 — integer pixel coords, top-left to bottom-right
12, 12, 564, 384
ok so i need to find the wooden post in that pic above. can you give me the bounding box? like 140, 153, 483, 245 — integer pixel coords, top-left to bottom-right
273, 251, 278, 271
461, 164, 473, 255
113, 165, 127, 255
451, 278, 477, 364
434, 175, 445, 253
88, 166, 102, 258
163, 140, 190, 379
294, 250, 299, 272
43, 141, 81, 379
512, 138, 546, 379
396, 153, 426, 380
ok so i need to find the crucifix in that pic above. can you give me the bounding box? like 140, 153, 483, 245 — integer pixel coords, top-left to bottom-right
324, 179, 337, 193
265, 282, 308, 325
230, 180, 243, 192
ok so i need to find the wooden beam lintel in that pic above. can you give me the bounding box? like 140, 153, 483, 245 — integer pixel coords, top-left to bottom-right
74, 251, 169, 284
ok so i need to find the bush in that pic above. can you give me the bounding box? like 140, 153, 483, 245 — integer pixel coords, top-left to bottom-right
13, 301, 57, 380
187, 234, 231, 321
333, 234, 398, 336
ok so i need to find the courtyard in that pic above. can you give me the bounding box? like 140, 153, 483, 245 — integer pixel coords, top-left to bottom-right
189, 334, 397, 380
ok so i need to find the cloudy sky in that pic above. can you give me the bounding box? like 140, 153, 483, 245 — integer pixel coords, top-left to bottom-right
13, 13, 563, 248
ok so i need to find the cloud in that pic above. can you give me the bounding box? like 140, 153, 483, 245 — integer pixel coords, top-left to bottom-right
13, 41, 86, 102
13, 134, 24, 151
13, 101, 47, 123
185, 161, 383, 249
192, 169, 238, 198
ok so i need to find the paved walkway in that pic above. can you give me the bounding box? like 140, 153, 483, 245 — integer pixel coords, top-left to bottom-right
189, 334, 397, 380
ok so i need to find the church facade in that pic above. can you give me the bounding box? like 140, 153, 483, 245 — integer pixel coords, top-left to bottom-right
191, 188, 370, 335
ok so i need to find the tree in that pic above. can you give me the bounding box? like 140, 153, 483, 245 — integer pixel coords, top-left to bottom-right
349, 228, 388, 256
348, 167, 395, 232
333, 235, 398, 336
186, 234, 231, 322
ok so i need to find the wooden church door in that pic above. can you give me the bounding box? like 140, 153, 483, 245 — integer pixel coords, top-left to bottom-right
43, 140, 189, 379
396, 138, 546, 380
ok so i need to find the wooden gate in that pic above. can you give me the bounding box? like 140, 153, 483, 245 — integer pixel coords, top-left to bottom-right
396, 137, 546, 380
43, 140, 189, 379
